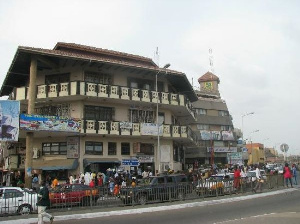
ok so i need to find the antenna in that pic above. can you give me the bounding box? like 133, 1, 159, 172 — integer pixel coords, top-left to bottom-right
154, 47, 160, 67
209, 48, 215, 74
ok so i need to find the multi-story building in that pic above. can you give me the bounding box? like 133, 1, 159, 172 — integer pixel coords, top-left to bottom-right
185, 72, 236, 169
0, 42, 199, 182
246, 143, 264, 165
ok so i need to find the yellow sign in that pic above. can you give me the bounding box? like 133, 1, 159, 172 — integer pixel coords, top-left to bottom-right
204, 82, 213, 90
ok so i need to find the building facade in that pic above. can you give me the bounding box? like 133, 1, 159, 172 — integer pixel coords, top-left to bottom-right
0, 43, 199, 183
185, 72, 236, 169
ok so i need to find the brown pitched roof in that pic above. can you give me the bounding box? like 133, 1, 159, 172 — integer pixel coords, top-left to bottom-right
198, 71, 220, 83
54, 42, 155, 65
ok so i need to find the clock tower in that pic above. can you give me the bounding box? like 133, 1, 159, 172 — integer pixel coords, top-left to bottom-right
197, 71, 220, 99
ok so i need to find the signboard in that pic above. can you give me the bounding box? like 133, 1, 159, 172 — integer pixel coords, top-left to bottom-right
20, 114, 81, 132
207, 147, 237, 153
67, 137, 80, 158
137, 155, 154, 163
0, 100, 20, 142
227, 152, 243, 165
222, 131, 235, 141
122, 159, 140, 166
200, 130, 221, 140
120, 122, 132, 129
140, 123, 162, 136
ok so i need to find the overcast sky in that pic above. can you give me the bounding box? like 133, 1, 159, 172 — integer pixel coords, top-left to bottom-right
1, 0, 299, 155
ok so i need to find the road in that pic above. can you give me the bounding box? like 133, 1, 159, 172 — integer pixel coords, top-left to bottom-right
51, 188, 300, 224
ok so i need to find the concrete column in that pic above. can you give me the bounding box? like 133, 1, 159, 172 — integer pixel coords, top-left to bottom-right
24, 56, 37, 188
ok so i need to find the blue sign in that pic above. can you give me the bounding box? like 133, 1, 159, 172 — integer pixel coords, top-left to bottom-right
122, 159, 140, 166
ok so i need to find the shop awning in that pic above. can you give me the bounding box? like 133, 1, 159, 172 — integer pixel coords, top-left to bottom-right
32, 159, 78, 171
83, 158, 120, 167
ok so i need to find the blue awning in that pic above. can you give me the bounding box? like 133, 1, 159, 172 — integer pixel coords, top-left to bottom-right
83, 158, 120, 167
32, 159, 78, 170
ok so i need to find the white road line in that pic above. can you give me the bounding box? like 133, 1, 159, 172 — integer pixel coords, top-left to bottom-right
2, 188, 297, 224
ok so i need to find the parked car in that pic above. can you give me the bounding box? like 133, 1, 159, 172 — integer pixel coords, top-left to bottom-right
49, 184, 99, 207
246, 170, 267, 183
120, 174, 191, 205
0, 187, 38, 215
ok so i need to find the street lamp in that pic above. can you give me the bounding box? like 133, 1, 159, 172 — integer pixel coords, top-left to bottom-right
156, 63, 170, 174
241, 112, 254, 143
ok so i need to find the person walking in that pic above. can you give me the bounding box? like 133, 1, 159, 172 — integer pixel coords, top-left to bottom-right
233, 166, 241, 193
252, 165, 262, 193
283, 163, 293, 187
292, 164, 297, 185
37, 181, 54, 224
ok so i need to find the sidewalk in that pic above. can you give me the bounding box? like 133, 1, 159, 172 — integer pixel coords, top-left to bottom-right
1, 186, 298, 224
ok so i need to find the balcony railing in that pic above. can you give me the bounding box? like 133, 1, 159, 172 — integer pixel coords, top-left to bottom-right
81, 120, 192, 140
14, 81, 195, 118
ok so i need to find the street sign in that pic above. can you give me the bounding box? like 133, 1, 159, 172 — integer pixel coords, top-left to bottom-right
122, 159, 140, 166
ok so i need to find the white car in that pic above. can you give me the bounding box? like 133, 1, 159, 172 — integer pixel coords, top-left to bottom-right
196, 173, 234, 194
0, 187, 38, 215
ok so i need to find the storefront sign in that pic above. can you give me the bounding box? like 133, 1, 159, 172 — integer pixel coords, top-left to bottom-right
137, 155, 154, 163
20, 114, 81, 132
227, 152, 243, 165
122, 159, 140, 166
0, 100, 20, 142
67, 137, 80, 158
207, 147, 238, 153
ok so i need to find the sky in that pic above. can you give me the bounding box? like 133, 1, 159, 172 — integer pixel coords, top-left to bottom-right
0, 0, 299, 155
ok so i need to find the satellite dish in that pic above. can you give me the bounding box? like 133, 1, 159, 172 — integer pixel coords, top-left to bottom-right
280, 143, 289, 153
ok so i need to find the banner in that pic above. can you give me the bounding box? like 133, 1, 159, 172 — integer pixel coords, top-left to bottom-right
140, 123, 162, 136
0, 100, 20, 142
200, 130, 221, 140
222, 131, 235, 141
207, 147, 237, 153
120, 122, 132, 129
227, 152, 243, 165
20, 114, 81, 132
67, 137, 80, 158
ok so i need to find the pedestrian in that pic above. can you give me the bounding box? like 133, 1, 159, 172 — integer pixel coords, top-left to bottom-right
32, 174, 39, 192
89, 179, 95, 188
233, 166, 241, 193
283, 163, 293, 187
37, 181, 54, 224
51, 177, 58, 189
252, 165, 262, 193
292, 164, 297, 185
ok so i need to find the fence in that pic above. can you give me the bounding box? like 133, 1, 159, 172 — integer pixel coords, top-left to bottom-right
0, 174, 285, 216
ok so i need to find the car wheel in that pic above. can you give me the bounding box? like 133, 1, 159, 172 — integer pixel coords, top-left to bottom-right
137, 194, 147, 205
177, 191, 186, 201
17, 204, 32, 215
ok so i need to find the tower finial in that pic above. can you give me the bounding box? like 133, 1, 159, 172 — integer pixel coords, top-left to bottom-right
209, 48, 215, 74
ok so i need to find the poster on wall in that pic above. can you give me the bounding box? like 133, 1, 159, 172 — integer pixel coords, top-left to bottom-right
67, 136, 80, 158
200, 130, 221, 140
160, 145, 170, 163
0, 100, 20, 142
20, 114, 81, 132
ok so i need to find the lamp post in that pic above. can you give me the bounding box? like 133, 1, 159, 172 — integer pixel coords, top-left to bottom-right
241, 112, 254, 143
156, 63, 170, 174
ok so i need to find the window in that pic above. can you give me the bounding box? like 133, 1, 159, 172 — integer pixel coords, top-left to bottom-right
129, 108, 154, 123
45, 73, 70, 85
140, 144, 154, 155
218, 110, 229, 117
221, 126, 232, 131
197, 124, 209, 130
85, 105, 114, 121
108, 142, 117, 155
42, 142, 67, 155
121, 143, 130, 155
35, 104, 71, 117
84, 72, 112, 84
195, 108, 207, 115
128, 78, 155, 90
85, 142, 103, 155
4, 189, 23, 199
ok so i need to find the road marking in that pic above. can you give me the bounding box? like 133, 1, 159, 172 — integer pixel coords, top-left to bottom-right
2, 188, 297, 224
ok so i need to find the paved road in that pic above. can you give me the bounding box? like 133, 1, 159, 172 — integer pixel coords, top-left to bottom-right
50, 188, 300, 224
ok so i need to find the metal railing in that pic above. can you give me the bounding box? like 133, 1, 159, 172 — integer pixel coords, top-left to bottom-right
0, 174, 285, 216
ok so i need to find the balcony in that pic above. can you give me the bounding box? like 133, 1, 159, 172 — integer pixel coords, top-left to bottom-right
14, 81, 195, 119
81, 120, 194, 141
